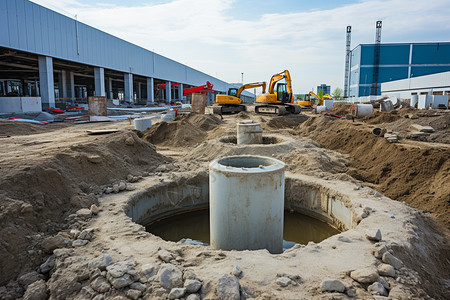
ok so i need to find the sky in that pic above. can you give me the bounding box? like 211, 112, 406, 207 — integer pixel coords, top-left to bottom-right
31, 0, 450, 94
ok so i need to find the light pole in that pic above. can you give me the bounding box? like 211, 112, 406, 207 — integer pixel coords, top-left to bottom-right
241, 73, 244, 85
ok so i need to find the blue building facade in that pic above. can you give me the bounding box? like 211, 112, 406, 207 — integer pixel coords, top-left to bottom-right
348, 42, 450, 98
0, 0, 251, 108
316, 84, 331, 95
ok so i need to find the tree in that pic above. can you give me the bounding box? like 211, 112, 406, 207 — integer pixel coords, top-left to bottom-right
318, 89, 324, 100
332, 87, 343, 100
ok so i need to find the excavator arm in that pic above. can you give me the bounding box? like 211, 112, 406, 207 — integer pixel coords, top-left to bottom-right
236, 82, 266, 98
268, 70, 292, 94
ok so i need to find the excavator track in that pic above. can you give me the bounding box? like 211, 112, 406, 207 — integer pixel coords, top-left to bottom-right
285, 103, 302, 114
255, 105, 287, 116
213, 104, 246, 115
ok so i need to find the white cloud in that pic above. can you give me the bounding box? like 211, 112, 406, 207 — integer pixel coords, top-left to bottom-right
31, 0, 450, 93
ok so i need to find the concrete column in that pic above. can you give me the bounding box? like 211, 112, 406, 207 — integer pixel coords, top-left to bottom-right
108, 78, 113, 100
124, 73, 133, 103
57, 72, 63, 100
38, 56, 55, 109
207, 91, 212, 106
94, 67, 105, 97
178, 83, 183, 102
146, 77, 154, 104
60, 70, 68, 98
68, 71, 75, 105
165, 81, 171, 104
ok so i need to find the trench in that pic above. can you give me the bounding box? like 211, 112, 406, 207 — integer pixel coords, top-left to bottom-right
126, 174, 353, 250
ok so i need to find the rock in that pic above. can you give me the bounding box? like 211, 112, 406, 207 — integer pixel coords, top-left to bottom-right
41, 235, 71, 253
320, 279, 346, 293
23, 279, 47, 300
90, 204, 99, 215
346, 288, 356, 297
53, 248, 73, 258
90, 276, 111, 293
21, 203, 34, 214
367, 282, 388, 296
158, 264, 183, 289
76, 208, 92, 218
87, 155, 102, 164
184, 279, 202, 293
130, 282, 146, 292
232, 266, 242, 277
378, 276, 390, 290
126, 289, 142, 300
139, 263, 157, 282
70, 229, 81, 239
79, 228, 95, 241
40, 255, 55, 273
186, 294, 201, 300
377, 263, 396, 277
118, 181, 127, 191
372, 244, 388, 259
127, 174, 134, 182
217, 274, 240, 300
126, 183, 136, 191
350, 267, 379, 284
104, 187, 114, 194
47, 271, 82, 299
18, 271, 44, 288
276, 276, 292, 287
365, 229, 382, 242
72, 239, 89, 247
158, 249, 174, 263
112, 184, 120, 193
337, 236, 351, 243
168, 287, 186, 299
106, 261, 136, 278
125, 137, 135, 146
382, 252, 403, 269
410, 124, 435, 133
92, 295, 105, 300
88, 254, 113, 270
107, 273, 134, 289
183, 270, 196, 280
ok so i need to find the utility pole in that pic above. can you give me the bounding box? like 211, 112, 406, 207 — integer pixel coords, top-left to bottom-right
344, 26, 351, 98
241, 73, 244, 85
370, 20, 382, 96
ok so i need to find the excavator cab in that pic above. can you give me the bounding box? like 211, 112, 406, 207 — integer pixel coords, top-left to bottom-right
228, 88, 238, 97
276, 83, 290, 103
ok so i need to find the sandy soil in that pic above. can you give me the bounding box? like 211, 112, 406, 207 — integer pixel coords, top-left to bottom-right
0, 109, 448, 299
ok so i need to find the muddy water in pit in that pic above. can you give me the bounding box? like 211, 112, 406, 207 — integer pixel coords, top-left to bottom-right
145, 209, 339, 247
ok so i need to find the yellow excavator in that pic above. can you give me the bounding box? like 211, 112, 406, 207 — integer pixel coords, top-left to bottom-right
213, 82, 266, 114
309, 91, 332, 106
255, 70, 301, 115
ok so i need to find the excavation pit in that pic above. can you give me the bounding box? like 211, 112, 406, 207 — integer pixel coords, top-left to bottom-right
126, 174, 351, 252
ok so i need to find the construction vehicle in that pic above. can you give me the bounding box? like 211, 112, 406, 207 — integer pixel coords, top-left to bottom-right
213, 82, 266, 114
309, 91, 332, 106
296, 94, 314, 109
255, 70, 301, 115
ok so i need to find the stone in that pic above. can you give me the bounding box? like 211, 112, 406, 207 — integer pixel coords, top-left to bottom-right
70, 229, 81, 239
47, 271, 82, 299
108, 273, 134, 289
126, 183, 136, 191
87, 155, 102, 164
365, 229, 382, 242
337, 236, 351, 243
90, 204, 99, 215
158, 264, 183, 289
39, 255, 55, 273
378, 276, 390, 290
346, 288, 357, 297
320, 279, 346, 293
105, 187, 114, 194
410, 124, 435, 133
186, 294, 201, 300
126, 289, 142, 300
79, 228, 95, 241
377, 263, 396, 277
276, 276, 292, 287
90, 276, 111, 293
372, 245, 388, 259
232, 266, 242, 277
18, 271, 44, 289
106, 261, 136, 278
158, 249, 174, 262
130, 282, 146, 292
21, 203, 34, 214
184, 279, 202, 293
72, 239, 89, 247
88, 254, 113, 270
41, 235, 71, 253
112, 184, 120, 193
217, 274, 240, 300
168, 287, 186, 299
53, 248, 73, 258
23, 279, 47, 300
367, 282, 388, 296
183, 270, 196, 281
350, 267, 379, 284
76, 208, 92, 218
139, 263, 157, 282
382, 252, 403, 269
118, 181, 127, 191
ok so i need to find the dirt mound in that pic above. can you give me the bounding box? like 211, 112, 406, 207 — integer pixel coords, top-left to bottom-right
362, 111, 402, 124
266, 114, 309, 129
298, 116, 450, 229
0, 120, 61, 136
0, 130, 169, 285
326, 103, 353, 116
142, 113, 222, 147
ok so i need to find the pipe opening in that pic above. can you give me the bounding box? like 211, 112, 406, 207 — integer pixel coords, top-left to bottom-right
217, 156, 276, 168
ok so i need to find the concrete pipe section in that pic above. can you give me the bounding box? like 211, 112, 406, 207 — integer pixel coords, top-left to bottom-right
209, 155, 285, 253
237, 120, 263, 145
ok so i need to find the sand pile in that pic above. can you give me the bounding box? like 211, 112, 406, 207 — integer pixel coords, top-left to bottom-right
141, 113, 222, 147
298, 116, 450, 229
362, 111, 402, 124
326, 103, 353, 116
266, 114, 309, 129
0, 130, 169, 285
